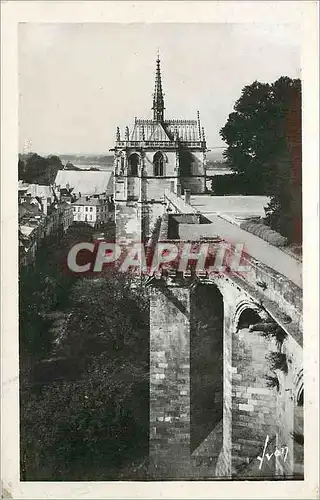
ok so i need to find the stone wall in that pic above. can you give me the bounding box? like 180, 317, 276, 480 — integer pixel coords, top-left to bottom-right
148, 275, 303, 480
231, 324, 280, 478
146, 178, 177, 202
149, 285, 191, 478
115, 201, 142, 244
181, 175, 206, 194
143, 150, 177, 177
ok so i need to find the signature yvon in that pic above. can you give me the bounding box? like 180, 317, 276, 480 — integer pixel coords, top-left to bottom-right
257, 435, 289, 470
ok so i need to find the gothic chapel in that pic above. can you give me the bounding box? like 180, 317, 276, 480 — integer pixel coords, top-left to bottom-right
112, 55, 207, 243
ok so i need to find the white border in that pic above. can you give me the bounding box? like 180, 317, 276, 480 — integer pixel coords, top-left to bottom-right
1, 2, 319, 498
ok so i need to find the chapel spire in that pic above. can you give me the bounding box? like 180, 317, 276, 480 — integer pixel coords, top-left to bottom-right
152, 53, 165, 122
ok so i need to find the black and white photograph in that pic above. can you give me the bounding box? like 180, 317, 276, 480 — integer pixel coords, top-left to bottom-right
1, 1, 319, 498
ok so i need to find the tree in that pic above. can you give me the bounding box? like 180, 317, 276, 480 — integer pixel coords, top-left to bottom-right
57, 269, 149, 360
20, 224, 150, 480
220, 77, 302, 242
264, 81, 302, 243
18, 158, 26, 179
64, 161, 81, 171
19, 153, 63, 185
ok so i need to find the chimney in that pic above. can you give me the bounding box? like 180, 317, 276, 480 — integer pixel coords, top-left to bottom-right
176, 184, 182, 197
184, 189, 191, 204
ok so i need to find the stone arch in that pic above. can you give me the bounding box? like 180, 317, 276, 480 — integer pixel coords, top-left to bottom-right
153, 151, 165, 177
128, 152, 140, 176
231, 298, 280, 477
233, 299, 262, 332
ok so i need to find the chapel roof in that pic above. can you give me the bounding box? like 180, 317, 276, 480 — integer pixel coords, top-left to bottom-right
114, 56, 206, 147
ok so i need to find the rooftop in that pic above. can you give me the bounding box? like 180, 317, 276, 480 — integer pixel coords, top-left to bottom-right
18, 182, 54, 199
72, 196, 108, 207
127, 119, 204, 144
55, 170, 113, 196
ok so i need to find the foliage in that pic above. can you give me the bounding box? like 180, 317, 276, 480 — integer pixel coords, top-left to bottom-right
264, 147, 302, 243
265, 374, 280, 392
240, 221, 288, 247
57, 270, 149, 360
19, 223, 96, 359
21, 354, 149, 480
18, 153, 63, 185
265, 352, 288, 374
250, 321, 288, 349
291, 432, 304, 446
220, 77, 302, 243
210, 173, 266, 195
20, 223, 150, 480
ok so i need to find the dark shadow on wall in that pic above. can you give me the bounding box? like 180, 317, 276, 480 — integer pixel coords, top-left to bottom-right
190, 284, 224, 453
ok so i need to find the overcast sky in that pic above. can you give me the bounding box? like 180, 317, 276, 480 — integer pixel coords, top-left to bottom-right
19, 22, 301, 155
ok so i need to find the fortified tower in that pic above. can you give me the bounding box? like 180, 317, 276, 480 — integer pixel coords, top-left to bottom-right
112, 55, 207, 244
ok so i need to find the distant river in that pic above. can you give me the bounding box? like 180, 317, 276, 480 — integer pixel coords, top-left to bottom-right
72, 165, 233, 175
70, 163, 114, 171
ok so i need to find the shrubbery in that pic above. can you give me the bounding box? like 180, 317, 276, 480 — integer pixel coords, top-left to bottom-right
240, 221, 288, 247
210, 173, 267, 196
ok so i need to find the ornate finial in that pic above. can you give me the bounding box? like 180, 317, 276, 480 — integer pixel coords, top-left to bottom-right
152, 53, 165, 122
125, 126, 130, 141
197, 111, 201, 140
116, 126, 120, 142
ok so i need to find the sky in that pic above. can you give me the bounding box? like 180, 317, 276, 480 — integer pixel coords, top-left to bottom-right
19, 22, 301, 155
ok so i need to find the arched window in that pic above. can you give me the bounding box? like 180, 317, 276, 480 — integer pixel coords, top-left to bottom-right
153, 151, 164, 177
128, 153, 139, 176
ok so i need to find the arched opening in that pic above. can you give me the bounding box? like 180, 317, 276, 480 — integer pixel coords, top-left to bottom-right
232, 306, 279, 477
128, 153, 140, 176
153, 151, 164, 177
190, 284, 224, 457
237, 308, 261, 330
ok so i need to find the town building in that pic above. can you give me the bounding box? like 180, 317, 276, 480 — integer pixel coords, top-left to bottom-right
72, 195, 112, 227
112, 55, 207, 243
19, 185, 73, 268
18, 181, 56, 215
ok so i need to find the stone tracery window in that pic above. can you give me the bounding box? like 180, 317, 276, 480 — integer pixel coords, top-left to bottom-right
153, 151, 164, 177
